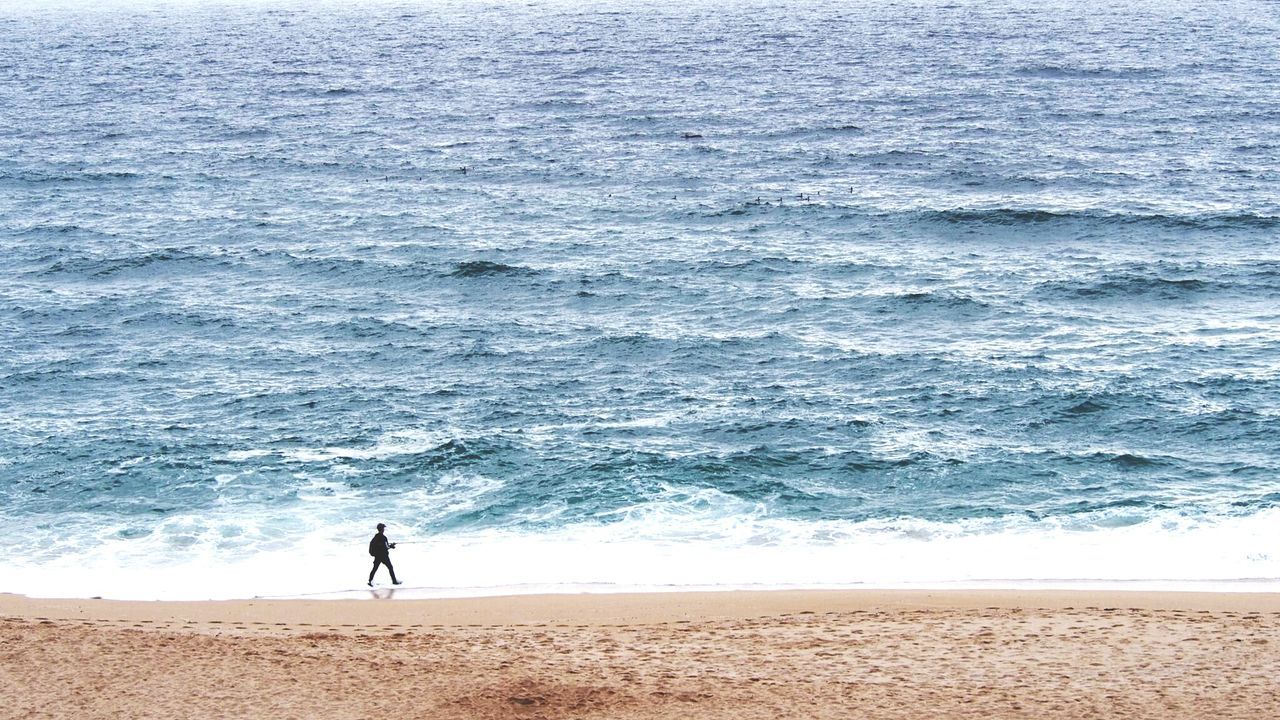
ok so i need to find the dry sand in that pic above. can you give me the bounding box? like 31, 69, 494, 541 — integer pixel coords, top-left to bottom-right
3, 589, 1279, 719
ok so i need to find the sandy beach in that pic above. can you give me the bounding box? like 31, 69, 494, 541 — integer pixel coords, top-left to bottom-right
3, 589, 1279, 719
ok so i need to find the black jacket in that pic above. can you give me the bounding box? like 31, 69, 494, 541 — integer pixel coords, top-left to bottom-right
369, 533, 391, 559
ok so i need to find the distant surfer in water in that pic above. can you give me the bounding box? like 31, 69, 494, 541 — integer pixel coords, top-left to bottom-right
368, 523, 402, 587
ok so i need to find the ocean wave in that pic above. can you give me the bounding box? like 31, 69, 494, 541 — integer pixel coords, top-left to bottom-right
915, 208, 1280, 230
32, 249, 221, 280
268, 68, 319, 78
576, 330, 794, 367
871, 290, 992, 313
234, 252, 544, 287
272, 85, 386, 98
1, 169, 142, 184
644, 255, 807, 275
221, 431, 506, 474
12, 224, 120, 243
1097, 452, 1170, 469
519, 98, 594, 111
1014, 64, 1164, 80
1236, 262, 1280, 284
119, 309, 238, 331
1063, 399, 1109, 415
449, 260, 537, 278
1036, 273, 1213, 300
684, 205, 1280, 232
312, 314, 427, 341
854, 149, 934, 164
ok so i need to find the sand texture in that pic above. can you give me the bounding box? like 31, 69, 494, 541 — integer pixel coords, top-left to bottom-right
3, 590, 1279, 719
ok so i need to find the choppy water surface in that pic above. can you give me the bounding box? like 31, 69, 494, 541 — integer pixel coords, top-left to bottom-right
2, 0, 1279, 599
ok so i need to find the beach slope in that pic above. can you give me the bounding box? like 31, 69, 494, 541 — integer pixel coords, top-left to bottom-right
3, 590, 1279, 719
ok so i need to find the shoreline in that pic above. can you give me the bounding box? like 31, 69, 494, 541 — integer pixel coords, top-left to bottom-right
10, 575, 1280, 605
6, 588, 1280, 719
5, 587, 1280, 630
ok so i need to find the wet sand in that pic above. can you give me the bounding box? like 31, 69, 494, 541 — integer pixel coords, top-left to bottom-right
3, 589, 1279, 719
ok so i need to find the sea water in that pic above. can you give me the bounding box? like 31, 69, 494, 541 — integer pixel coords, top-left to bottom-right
1, 0, 1278, 600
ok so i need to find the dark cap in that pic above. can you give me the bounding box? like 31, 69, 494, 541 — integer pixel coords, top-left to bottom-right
376, 523, 386, 530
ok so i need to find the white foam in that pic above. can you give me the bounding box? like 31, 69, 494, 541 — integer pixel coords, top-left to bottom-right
222, 428, 457, 464
398, 472, 509, 519
4, 504, 1279, 600
225, 449, 272, 461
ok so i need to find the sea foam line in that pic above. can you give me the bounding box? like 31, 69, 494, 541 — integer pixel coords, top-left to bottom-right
3, 506, 1278, 601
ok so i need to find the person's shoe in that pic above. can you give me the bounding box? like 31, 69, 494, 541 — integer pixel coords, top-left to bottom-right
392, 581, 403, 585
367, 581, 373, 587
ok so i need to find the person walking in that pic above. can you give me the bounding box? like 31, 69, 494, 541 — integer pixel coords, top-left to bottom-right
367, 523, 402, 586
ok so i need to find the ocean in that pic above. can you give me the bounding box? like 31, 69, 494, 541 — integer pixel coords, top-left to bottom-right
1, 0, 1278, 600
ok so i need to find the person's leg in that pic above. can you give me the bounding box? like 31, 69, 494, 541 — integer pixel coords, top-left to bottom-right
368, 559, 382, 585
385, 558, 399, 584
